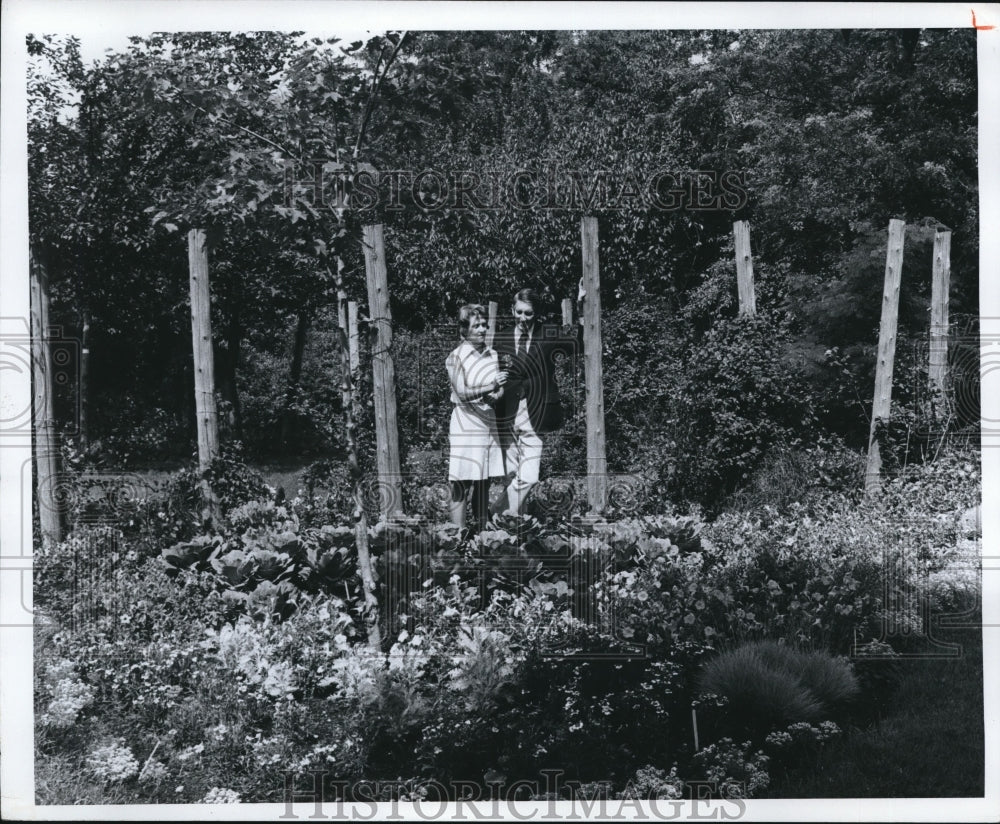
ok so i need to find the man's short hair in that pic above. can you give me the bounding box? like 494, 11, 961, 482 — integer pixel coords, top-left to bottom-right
513, 288, 541, 310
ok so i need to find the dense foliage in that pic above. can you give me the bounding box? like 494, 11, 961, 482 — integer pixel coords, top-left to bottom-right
27, 28, 978, 506
34, 444, 980, 802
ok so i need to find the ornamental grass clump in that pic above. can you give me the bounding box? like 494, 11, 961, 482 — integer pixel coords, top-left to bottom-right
698, 640, 858, 735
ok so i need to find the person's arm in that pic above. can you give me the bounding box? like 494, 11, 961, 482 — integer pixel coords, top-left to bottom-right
447, 350, 507, 402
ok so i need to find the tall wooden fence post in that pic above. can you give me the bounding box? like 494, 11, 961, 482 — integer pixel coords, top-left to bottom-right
561, 298, 573, 328
335, 275, 380, 649
928, 229, 952, 419
865, 219, 906, 495
362, 223, 403, 519
733, 220, 757, 317
30, 250, 64, 545
486, 300, 498, 350
187, 229, 221, 527
581, 216, 608, 514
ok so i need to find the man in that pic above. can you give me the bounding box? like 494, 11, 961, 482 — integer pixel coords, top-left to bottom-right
491, 288, 576, 516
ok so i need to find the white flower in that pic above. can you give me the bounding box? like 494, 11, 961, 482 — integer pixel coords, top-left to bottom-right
87, 742, 140, 782
201, 786, 241, 804
176, 743, 205, 762
42, 677, 94, 728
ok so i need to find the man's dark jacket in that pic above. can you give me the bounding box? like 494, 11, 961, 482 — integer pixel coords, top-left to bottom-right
493, 323, 578, 435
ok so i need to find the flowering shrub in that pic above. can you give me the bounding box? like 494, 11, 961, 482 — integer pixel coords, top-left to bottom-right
33, 442, 979, 803
39, 659, 95, 728
690, 738, 770, 799
200, 786, 242, 803
86, 742, 140, 782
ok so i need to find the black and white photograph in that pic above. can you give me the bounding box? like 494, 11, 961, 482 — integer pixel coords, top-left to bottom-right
1, 1, 997, 820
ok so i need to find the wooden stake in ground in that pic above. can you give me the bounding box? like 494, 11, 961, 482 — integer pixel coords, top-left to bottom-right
362, 223, 403, 519
347, 300, 360, 375
581, 216, 608, 514
30, 250, 63, 545
187, 229, 221, 527
335, 267, 381, 650
865, 219, 906, 495
486, 300, 498, 350
928, 229, 952, 419
733, 220, 757, 317
561, 298, 573, 328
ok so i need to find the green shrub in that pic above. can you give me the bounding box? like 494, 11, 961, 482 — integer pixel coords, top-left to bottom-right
699, 644, 825, 727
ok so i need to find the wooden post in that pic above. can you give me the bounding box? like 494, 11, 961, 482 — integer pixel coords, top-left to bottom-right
79, 307, 91, 452
486, 300, 498, 350
336, 272, 380, 650
928, 229, 952, 419
865, 219, 906, 494
187, 229, 221, 526
347, 300, 360, 375
362, 223, 403, 519
561, 298, 573, 328
581, 217, 608, 513
733, 220, 757, 317
30, 250, 63, 545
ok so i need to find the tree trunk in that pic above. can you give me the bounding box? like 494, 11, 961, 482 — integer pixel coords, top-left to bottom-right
30, 250, 64, 546
279, 310, 310, 448
79, 306, 91, 452
217, 287, 243, 439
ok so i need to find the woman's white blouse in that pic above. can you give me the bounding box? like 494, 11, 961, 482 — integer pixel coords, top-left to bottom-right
446, 341, 500, 410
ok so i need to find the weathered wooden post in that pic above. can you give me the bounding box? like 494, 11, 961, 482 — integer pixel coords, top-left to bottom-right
335, 276, 380, 650
928, 228, 952, 419
187, 229, 221, 527
30, 250, 63, 545
581, 216, 608, 513
362, 223, 403, 519
347, 300, 360, 375
733, 220, 757, 317
865, 219, 906, 495
486, 300, 498, 350
561, 298, 573, 328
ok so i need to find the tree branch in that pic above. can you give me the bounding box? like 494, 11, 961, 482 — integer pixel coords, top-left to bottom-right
353, 32, 409, 161
180, 92, 296, 160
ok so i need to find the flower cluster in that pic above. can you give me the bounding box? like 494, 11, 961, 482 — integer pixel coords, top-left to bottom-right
40, 660, 95, 728
201, 786, 241, 803
86, 742, 140, 782
692, 738, 770, 799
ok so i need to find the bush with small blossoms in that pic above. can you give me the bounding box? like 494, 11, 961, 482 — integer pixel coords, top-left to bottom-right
201, 786, 242, 803
690, 738, 770, 799
86, 742, 140, 782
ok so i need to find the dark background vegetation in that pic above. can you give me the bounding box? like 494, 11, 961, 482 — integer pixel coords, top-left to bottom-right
28, 28, 979, 508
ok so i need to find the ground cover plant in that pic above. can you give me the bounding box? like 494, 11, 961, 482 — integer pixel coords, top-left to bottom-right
33, 443, 981, 803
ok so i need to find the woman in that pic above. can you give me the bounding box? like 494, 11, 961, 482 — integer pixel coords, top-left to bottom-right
446, 304, 508, 530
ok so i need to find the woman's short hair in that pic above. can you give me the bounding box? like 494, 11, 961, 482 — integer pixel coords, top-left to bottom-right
457, 303, 487, 337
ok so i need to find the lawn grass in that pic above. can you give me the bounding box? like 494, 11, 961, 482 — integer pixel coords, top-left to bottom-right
765, 622, 985, 798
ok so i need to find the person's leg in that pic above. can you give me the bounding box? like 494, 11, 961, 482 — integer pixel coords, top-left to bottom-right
470, 480, 490, 530
449, 480, 470, 527
504, 402, 543, 515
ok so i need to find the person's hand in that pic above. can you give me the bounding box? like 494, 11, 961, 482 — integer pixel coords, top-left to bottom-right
495, 370, 509, 387
488, 386, 505, 403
